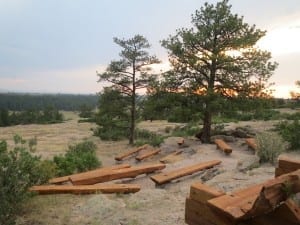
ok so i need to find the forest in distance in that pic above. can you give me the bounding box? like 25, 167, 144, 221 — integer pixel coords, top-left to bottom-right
0, 93, 98, 111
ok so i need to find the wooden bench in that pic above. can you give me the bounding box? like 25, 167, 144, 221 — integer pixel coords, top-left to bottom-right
159, 150, 183, 164
245, 138, 257, 151
150, 160, 221, 185
114, 144, 149, 161
30, 184, 141, 194
135, 149, 161, 161
70, 163, 166, 185
214, 139, 232, 154
49, 164, 131, 184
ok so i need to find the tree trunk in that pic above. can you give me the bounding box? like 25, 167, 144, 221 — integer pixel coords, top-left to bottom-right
129, 62, 136, 145
201, 108, 212, 143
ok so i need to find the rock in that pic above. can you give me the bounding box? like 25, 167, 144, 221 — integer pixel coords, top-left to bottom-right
210, 135, 236, 143
236, 155, 260, 172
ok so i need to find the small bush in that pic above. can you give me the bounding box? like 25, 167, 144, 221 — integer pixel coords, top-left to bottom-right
134, 129, 164, 147
256, 132, 287, 164
275, 120, 300, 150
0, 135, 53, 225
171, 124, 199, 137
53, 141, 101, 176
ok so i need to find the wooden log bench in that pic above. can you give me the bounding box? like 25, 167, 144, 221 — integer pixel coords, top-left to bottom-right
150, 160, 221, 185
135, 149, 161, 161
214, 139, 232, 154
159, 150, 183, 164
30, 184, 141, 194
49, 164, 131, 184
245, 138, 257, 152
114, 144, 149, 161
70, 163, 166, 185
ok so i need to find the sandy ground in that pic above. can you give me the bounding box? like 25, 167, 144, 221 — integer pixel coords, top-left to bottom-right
0, 113, 297, 225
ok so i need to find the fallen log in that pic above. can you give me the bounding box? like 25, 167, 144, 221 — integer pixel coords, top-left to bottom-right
214, 139, 232, 154
150, 160, 221, 185
70, 163, 166, 185
245, 138, 257, 151
208, 169, 300, 222
114, 144, 149, 161
135, 149, 161, 161
30, 184, 141, 194
49, 164, 131, 184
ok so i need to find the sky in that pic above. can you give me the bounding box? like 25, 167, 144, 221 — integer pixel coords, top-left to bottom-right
0, 0, 300, 98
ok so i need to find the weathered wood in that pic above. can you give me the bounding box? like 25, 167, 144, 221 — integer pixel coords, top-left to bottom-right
275, 157, 300, 177
49, 164, 131, 184
30, 184, 141, 194
186, 198, 232, 225
159, 150, 183, 164
245, 138, 257, 151
150, 160, 221, 185
135, 149, 161, 161
214, 139, 232, 154
178, 137, 185, 145
114, 144, 149, 161
71, 163, 166, 185
208, 169, 300, 222
189, 182, 225, 204
243, 199, 300, 225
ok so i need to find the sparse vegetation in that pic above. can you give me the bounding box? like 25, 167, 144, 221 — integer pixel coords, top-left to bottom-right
256, 132, 287, 164
275, 120, 300, 150
53, 141, 101, 176
0, 135, 54, 225
134, 129, 164, 147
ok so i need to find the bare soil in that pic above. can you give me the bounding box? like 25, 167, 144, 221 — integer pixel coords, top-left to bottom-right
0, 112, 297, 225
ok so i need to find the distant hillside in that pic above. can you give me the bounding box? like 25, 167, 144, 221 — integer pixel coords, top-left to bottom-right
0, 93, 98, 111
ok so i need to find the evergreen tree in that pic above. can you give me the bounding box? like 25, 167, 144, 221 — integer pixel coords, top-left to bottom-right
162, 0, 277, 142
97, 35, 160, 144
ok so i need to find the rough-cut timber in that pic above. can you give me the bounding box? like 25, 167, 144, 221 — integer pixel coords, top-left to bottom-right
159, 150, 183, 164
71, 163, 166, 185
30, 184, 141, 194
135, 149, 161, 161
275, 157, 300, 177
177, 137, 185, 145
150, 160, 221, 185
208, 169, 300, 222
245, 138, 257, 151
114, 144, 149, 161
49, 164, 131, 184
189, 182, 225, 203
214, 139, 232, 154
185, 182, 230, 225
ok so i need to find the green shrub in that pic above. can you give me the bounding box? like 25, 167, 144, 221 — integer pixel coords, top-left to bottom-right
134, 129, 164, 147
255, 132, 287, 164
171, 124, 199, 137
53, 141, 101, 176
275, 120, 300, 150
0, 135, 52, 225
